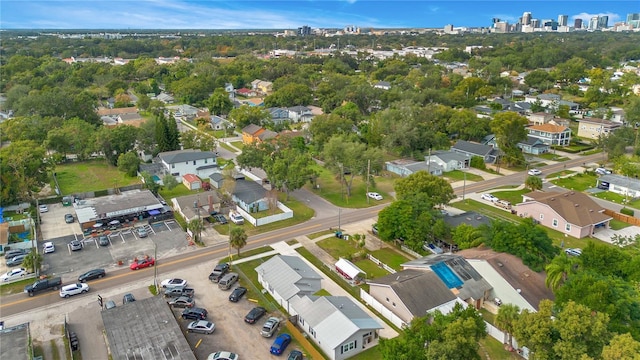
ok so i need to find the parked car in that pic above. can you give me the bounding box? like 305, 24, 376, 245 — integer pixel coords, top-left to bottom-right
481, 193, 498, 202
24, 277, 62, 296
213, 214, 228, 224
169, 296, 196, 308
187, 320, 215, 334
1, 268, 28, 282
270, 333, 292, 355
209, 263, 230, 283
7, 254, 26, 267
287, 350, 303, 360
4, 249, 26, 259
565, 248, 582, 256
495, 200, 512, 209
98, 236, 110, 247
137, 227, 148, 238
64, 214, 74, 223
161, 278, 188, 288
260, 317, 281, 338
367, 192, 383, 200
43, 242, 55, 254
595, 167, 612, 175
229, 211, 244, 225
69, 240, 83, 251
207, 351, 239, 360
39, 204, 48, 213
528, 168, 542, 176
218, 272, 239, 290
59, 283, 90, 298
123, 293, 136, 304
182, 307, 208, 320
372, 223, 379, 236
104, 300, 117, 310
229, 286, 247, 302
244, 306, 266, 324
78, 268, 106, 282
130, 257, 155, 270
163, 287, 195, 298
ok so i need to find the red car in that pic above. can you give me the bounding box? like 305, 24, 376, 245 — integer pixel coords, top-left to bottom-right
130, 257, 155, 270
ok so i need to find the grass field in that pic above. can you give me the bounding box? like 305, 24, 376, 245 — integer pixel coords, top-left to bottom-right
549, 172, 598, 191
444, 170, 484, 182
55, 160, 141, 194
490, 189, 531, 205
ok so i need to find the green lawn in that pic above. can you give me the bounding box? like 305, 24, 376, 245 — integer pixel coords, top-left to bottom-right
218, 142, 238, 153
537, 152, 569, 161
479, 337, 521, 360
610, 219, 632, 230
158, 183, 197, 200
444, 170, 484, 182
54, 160, 141, 194
549, 172, 598, 191
308, 230, 335, 239
592, 192, 640, 210
317, 236, 361, 260
353, 259, 391, 279
547, 170, 576, 178
368, 249, 411, 270
490, 189, 531, 205
230, 141, 244, 150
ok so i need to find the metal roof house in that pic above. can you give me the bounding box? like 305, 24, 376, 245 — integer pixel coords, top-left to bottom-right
451, 140, 498, 164
288, 295, 383, 360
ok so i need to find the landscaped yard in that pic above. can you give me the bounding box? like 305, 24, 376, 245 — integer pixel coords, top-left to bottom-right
610, 219, 632, 230
490, 188, 531, 205
549, 172, 598, 191
55, 160, 141, 194
317, 236, 362, 260
230, 141, 244, 150
592, 191, 640, 210
444, 170, 484, 182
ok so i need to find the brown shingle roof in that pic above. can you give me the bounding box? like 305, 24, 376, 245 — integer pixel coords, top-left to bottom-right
524, 191, 611, 226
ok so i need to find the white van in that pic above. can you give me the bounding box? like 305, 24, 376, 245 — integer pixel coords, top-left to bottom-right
228, 211, 244, 225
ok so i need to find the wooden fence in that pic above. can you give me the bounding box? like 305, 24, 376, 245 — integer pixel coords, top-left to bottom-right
604, 209, 640, 226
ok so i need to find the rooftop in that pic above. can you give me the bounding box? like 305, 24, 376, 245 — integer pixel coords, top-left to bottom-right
0, 323, 30, 360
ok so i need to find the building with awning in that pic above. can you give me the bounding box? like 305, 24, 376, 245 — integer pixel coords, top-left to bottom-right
74, 190, 165, 230
335, 258, 365, 281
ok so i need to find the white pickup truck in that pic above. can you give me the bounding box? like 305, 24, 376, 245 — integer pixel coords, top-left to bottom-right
229, 211, 244, 225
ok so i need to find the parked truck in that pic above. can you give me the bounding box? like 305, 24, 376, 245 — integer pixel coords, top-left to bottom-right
163, 287, 195, 298
24, 277, 62, 296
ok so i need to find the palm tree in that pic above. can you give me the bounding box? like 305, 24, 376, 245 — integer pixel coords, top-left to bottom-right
22, 249, 43, 275
229, 226, 248, 257
525, 175, 543, 191
187, 218, 204, 243
544, 253, 580, 291
495, 303, 521, 350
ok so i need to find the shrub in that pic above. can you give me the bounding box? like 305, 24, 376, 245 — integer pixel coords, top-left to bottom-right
620, 207, 634, 216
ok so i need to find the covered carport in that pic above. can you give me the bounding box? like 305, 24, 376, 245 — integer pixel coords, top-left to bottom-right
335, 257, 365, 282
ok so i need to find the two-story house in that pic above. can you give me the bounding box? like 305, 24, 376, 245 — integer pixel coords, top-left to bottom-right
526, 123, 571, 146
576, 117, 622, 140
158, 149, 218, 182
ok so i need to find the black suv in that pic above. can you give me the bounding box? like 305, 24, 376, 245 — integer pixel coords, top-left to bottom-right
182, 307, 208, 320
213, 214, 228, 224
229, 286, 247, 302
209, 263, 230, 282
244, 306, 266, 324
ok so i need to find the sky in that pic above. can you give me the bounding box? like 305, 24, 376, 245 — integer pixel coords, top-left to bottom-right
1, 1, 638, 30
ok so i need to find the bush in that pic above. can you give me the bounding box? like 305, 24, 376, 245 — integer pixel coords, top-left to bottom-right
620, 207, 634, 216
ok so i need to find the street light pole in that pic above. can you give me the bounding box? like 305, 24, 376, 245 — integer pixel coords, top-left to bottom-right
462, 155, 469, 201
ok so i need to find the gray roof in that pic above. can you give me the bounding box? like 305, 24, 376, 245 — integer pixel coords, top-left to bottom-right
402, 254, 492, 301
102, 296, 196, 360
118, 112, 142, 121
159, 149, 216, 164
74, 189, 163, 223
430, 150, 468, 163
288, 105, 310, 113
289, 295, 382, 350
233, 179, 267, 204
599, 174, 640, 191
255, 255, 322, 300
0, 323, 30, 360
209, 173, 224, 182
242, 123, 263, 135
519, 136, 549, 147
369, 269, 457, 316
405, 161, 442, 173
452, 140, 494, 157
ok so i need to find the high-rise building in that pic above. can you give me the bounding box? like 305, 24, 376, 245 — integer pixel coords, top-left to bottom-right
522, 12, 532, 25
589, 16, 599, 30
598, 16, 609, 29
628, 13, 640, 28
558, 15, 568, 26
297, 25, 311, 36
574, 18, 583, 29
531, 19, 540, 28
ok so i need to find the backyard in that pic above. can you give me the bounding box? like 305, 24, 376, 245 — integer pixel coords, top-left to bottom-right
54, 160, 141, 194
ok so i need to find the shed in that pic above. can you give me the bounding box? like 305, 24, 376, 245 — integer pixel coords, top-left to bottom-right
335, 258, 365, 281
182, 174, 202, 190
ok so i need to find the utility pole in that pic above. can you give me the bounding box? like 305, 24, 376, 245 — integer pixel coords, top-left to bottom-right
366, 159, 371, 204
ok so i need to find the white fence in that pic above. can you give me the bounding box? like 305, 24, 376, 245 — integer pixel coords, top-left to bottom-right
236, 202, 293, 227
400, 245, 421, 259
366, 254, 396, 274
484, 321, 529, 359
2, 273, 37, 285
360, 289, 407, 329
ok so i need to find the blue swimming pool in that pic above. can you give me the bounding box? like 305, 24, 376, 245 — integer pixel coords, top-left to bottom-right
431, 262, 463, 289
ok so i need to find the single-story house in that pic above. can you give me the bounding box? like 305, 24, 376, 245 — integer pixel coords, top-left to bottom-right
576, 118, 622, 140
385, 160, 443, 177
366, 269, 466, 326
255, 255, 323, 313
257, 129, 277, 143
242, 124, 265, 144
117, 112, 145, 126
597, 174, 640, 199
158, 149, 218, 182
96, 106, 138, 117
526, 123, 571, 146
167, 104, 200, 120
288, 295, 383, 360
516, 191, 612, 239
232, 179, 268, 212
451, 140, 498, 164
182, 174, 201, 190
517, 136, 551, 155
528, 112, 554, 125
209, 115, 231, 130
208, 173, 224, 189
235, 88, 257, 97
172, 193, 220, 221
401, 254, 493, 310
154, 92, 174, 104
426, 150, 469, 172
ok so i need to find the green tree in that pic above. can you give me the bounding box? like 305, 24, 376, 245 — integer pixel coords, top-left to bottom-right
544, 253, 580, 291
162, 174, 179, 190
187, 218, 204, 243
394, 171, 455, 207
514, 300, 555, 360
451, 223, 485, 249
229, 226, 248, 257
0, 140, 51, 204
601, 333, 640, 360
180, 129, 216, 152
140, 171, 160, 195
525, 175, 543, 191
553, 301, 610, 359
264, 83, 313, 108
117, 151, 140, 177
308, 114, 354, 151
205, 88, 234, 115
229, 105, 271, 129
495, 304, 520, 349
21, 248, 43, 275
96, 125, 139, 166
490, 112, 528, 166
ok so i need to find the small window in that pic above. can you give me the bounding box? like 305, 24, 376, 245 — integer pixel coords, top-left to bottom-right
385, 297, 389, 302
193, 160, 196, 165
171, 164, 175, 169
565, 223, 571, 231
539, 214, 544, 220
392, 302, 396, 307
552, 219, 558, 227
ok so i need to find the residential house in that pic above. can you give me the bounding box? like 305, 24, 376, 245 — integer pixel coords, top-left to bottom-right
516, 191, 612, 238
366, 269, 466, 326
490, 98, 531, 114
235, 88, 256, 97
208, 173, 224, 189
97, 106, 138, 117
401, 254, 493, 310
517, 136, 550, 155
426, 150, 470, 172
242, 124, 265, 144
158, 149, 218, 182
232, 179, 268, 213
167, 104, 200, 120
288, 106, 314, 123
451, 140, 498, 163
528, 112, 554, 125
251, 79, 273, 94
268, 107, 290, 125
526, 123, 571, 146
257, 129, 277, 143
373, 81, 391, 90
597, 174, 640, 199
385, 160, 443, 177
209, 115, 231, 131
172, 193, 220, 222
117, 112, 145, 127
239, 98, 264, 107
255, 255, 323, 312
288, 295, 383, 360
224, 83, 235, 94
576, 117, 622, 140
524, 94, 579, 111
154, 92, 174, 104
181, 174, 202, 190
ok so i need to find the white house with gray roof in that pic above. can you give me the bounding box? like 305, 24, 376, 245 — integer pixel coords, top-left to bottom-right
426, 150, 470, 172
385, 159, 443, 177
158, 149, 218, 182
288, 295, 383, 360
255, 255, 323, 313
451, 140, 498, 164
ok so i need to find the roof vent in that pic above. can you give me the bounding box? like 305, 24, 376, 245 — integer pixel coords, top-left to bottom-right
550, 198, 555, 201
575, 204, 579, 207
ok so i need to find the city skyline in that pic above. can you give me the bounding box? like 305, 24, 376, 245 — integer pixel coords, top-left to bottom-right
1, 1, 637, 30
